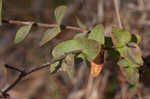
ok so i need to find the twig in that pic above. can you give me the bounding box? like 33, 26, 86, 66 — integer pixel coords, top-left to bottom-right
113, 0, 122, 29
2, 19, 87, 32
2, 74, 24, 94
5, 64, 24, 73
2, 50, 81, 96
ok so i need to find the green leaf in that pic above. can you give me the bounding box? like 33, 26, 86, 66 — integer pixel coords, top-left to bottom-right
118, 58, 129, 68
52, 38, 101, 61
117, 58, 139, 68
112, 28, 131, 48
73, 31, 88, 39
52, 40, 80, 58
88, 24, 104, 45
76, 17, 87, 29
125, 67, 139, 84
14, 24, 33, 44
118, 60, 139, 84
118, 43, 143, 66
77, 38, 101, 61
61, 54, 75, 80
40, 27, 61, 46
55, 5, 67, 25
50, 61, 60, 73
0, 0, 2, 25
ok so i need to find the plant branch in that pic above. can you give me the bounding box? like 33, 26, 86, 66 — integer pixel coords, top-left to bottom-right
113, 0, 122, 29
2, 19, 87, 32
2, 50, 81, 96
2, 74, 24, 94
5, 64, 24, 73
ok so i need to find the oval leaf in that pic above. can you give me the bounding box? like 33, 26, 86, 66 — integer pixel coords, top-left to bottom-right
40, 27, 61, 46
52, 38, 101, 61
14, 24, 33, 44
126, 43, 143, 65
125, 67, 139, 84
55, 5, 67, 25
88, 24, 104, 45
52, 40, 80, 58
117, 58, 139, 68
61, 54, 75, 80
0, 0, 2, 25
77, 38, 101, 61
112, 28, 131, 47
118, 43, 143, 66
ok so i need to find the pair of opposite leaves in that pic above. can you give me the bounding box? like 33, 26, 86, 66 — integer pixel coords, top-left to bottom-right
14, 6, 67, 44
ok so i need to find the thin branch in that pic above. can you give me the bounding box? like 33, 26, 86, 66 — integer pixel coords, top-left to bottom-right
2, 19, 87, 32
113, 0, 122, 29
26, 62, 51, 75
5, 64, 24, 73
2, 50, 81, 95
2, 74, 24, 94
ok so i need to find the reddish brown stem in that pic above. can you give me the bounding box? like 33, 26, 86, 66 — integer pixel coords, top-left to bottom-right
2, 19, 87, 32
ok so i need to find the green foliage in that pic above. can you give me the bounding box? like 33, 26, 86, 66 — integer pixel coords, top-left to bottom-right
11, 5, 143, 89
0, 0, 2, 25
50, 61, 60, 73
55, 5, 67, 25
52, 40, 80, 58
111, 28, 143, 87
14, 24, 33, 44
112, 27, 131, 48
125, 67, 139, 84
88, 24, 104, 45
40, 27, 61, 46
52, 38, 101, 61
118, 58, 139, 84
117, 58, 137, 68
118, 43, 143, 66
76, 38, 101, 61
73, 31, 88, 39
61, 54, 75, 80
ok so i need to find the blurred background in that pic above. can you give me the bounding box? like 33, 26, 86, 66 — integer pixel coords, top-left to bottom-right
0, 0, 150, 99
